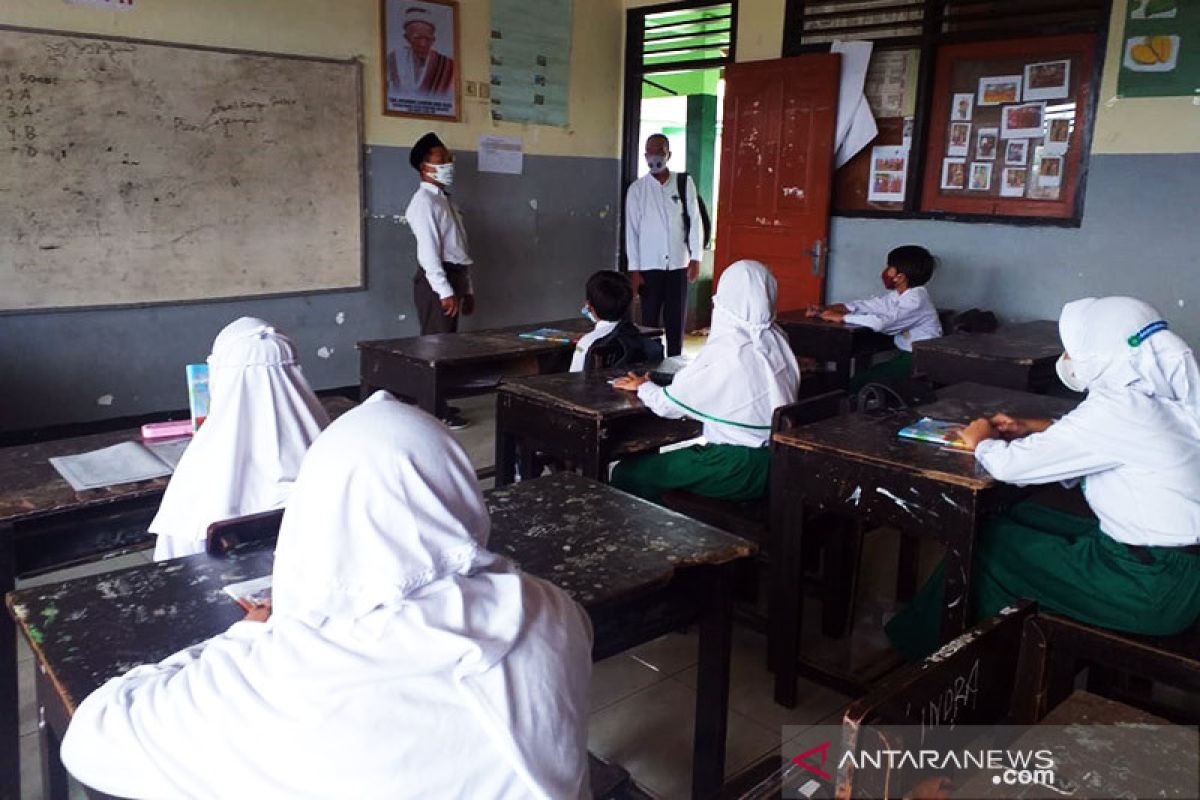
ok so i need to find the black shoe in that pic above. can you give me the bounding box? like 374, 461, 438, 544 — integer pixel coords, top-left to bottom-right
442, 412, 470, 431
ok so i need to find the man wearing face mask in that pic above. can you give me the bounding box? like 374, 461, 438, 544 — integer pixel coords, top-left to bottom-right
405, 131, 474, 428
624, 134, 703, 357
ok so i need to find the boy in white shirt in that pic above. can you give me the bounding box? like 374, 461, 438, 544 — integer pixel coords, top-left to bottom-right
807, 245, 942, 391
571, 271, 662, 372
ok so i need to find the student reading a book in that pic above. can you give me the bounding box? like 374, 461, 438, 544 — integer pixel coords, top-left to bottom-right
610, 259, 800, 502
805, 245, 942, 391
61, 393, 594, 799
887, 297, 1200, 661
570, 270, 664, 372
149, 317, 329, 561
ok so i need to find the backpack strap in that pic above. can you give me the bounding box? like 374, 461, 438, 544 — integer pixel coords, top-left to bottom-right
677, 172, 692, 251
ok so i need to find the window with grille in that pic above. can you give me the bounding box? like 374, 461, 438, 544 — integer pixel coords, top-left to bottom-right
639, 2, 735, 71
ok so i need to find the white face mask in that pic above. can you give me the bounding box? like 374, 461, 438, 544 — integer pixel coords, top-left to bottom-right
645, 155, 667, 174
1056, 353, 1088, 393
426, 162, 455, 187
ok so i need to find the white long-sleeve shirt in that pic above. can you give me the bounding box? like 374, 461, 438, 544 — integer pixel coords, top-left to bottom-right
570, 320, 618, 372
405, 182, 473, 299
975, 421, 1200, 547
843, 286, 942, 351
624, 171, 702, 272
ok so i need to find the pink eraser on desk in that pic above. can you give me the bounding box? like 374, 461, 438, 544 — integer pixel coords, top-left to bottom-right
141, 420, 194, 440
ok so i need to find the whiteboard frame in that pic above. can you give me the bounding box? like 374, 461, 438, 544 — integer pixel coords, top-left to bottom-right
0, 24, 367, 316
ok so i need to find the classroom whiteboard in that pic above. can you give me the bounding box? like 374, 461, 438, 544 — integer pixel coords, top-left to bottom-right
0, 28, 364, 312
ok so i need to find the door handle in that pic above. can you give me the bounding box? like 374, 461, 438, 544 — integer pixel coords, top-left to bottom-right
808, 239, 827, 277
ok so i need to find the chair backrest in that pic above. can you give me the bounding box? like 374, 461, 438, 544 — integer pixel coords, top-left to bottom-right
771, 390, 848, 437
834, 600, 1037, 799
206, 508, 285, 556
1009, 612, 1200, 724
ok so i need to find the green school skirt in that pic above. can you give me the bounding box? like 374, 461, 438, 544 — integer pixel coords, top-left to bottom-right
848, 350, 913, 393
886, 502, 1200, 662
610, 443, 770, 503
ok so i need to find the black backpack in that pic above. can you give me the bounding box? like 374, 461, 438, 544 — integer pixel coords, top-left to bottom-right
584, 321, 665, 372
677, 172, 712, 252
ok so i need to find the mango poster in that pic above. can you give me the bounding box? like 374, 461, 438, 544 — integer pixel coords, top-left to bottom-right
1118, 0, 1199, 97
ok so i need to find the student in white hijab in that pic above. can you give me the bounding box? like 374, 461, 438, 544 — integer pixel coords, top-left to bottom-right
887, 297, 1200, 661
61, 392, 594, 799
611, 259, 800, 502
150, 317, 329, 560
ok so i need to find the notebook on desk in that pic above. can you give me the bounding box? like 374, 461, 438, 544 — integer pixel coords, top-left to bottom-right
897, 417, 971, 451
518, 328, 582, 344
49, 438, 191, 491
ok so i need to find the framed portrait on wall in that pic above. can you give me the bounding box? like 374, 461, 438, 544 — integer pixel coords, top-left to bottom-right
380, 0, 461, 120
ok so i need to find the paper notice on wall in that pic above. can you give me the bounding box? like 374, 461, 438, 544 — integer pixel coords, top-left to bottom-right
864, 49, 911, 118
65, 0, 134, 8
831, 41, 879, 168
867, 146, 908, 202
478, 135, 524, 174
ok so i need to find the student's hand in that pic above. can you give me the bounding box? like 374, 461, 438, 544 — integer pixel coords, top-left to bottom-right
805, 304, 824, 318
461, 294, 475, 316
612, 372, 651, 391
440, 296, 460, 317
629, 271, 643, 294
819, 308, 845, 323
686, 260, 700, 283
244, 601, 272, 623
958, 417, 998, 451
990, 414, 1053, 439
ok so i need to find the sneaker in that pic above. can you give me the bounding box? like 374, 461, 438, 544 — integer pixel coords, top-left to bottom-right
442, 412, 470, 431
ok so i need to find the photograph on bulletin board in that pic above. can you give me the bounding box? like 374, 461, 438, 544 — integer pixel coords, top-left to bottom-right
1119, 0, 1196, 97
381, 0, 461, 120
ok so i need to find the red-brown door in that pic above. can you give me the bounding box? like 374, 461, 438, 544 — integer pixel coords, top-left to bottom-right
714, 55, 840, 312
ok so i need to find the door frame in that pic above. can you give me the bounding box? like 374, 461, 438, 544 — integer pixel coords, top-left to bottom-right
620, 0, 738, 268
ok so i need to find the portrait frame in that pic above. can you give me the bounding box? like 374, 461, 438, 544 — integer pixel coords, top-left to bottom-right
380, 0, 462, 121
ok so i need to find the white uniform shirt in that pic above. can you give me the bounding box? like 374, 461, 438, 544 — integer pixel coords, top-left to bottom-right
570, 320, 619, 372
843, 286, 942, 352
405, 182, 472, 299
636, 381, 771, 447
976, 421, 1200, 547
624, 171, 702, 272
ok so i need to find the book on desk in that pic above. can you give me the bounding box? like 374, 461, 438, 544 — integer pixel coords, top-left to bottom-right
518, 328, 583, 344
897, 417, 971, 451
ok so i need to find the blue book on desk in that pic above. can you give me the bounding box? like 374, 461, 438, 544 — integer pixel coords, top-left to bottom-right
897, 417, 971, 451
518, 328, 582, 344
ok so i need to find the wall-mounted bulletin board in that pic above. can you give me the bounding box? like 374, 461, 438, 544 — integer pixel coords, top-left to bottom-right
920, 34, 1097, 221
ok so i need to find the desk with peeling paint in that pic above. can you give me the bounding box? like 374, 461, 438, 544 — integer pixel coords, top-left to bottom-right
912, 320, 1063, 393
769, 382, 1078, 707
774, 312, 895, 387
7, 473, 755, 800
494, 366, 702, 486
358, 319, 665, 417
0, 395, 356, 800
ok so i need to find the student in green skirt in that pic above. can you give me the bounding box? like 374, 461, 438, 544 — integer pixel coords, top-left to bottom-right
887, 296, 1200, 661
806, 245, 943, 392
610, 259, 801, 503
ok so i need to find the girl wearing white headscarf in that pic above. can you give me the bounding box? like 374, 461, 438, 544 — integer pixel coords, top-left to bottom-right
61, 393, 594, 799
888, 297, 1200, 661
150, 317, 329, 560
611, 260, 801, 502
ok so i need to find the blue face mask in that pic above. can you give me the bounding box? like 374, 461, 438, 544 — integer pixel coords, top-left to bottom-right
581, 304, 597, 323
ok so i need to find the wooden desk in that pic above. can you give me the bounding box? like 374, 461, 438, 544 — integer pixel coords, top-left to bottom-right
774, 312, 894, 387
0, 395, 355, 799
8, 473, 754, 800
358, 318, 666, 416
912, 320, 1063, 393
769, 383, 1077, 706
494, 366, 702, 486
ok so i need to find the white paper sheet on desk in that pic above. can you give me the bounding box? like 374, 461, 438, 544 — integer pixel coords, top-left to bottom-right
144, 437, 191, 470
49, 441, 174, 491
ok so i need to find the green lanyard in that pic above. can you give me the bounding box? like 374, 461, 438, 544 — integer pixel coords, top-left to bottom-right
663, 388, 772, 430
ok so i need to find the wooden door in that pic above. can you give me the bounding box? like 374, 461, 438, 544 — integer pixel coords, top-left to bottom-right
714, 55, 840, 311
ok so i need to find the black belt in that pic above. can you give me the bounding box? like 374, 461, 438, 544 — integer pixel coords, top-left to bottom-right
1126, 543, 1200, 564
